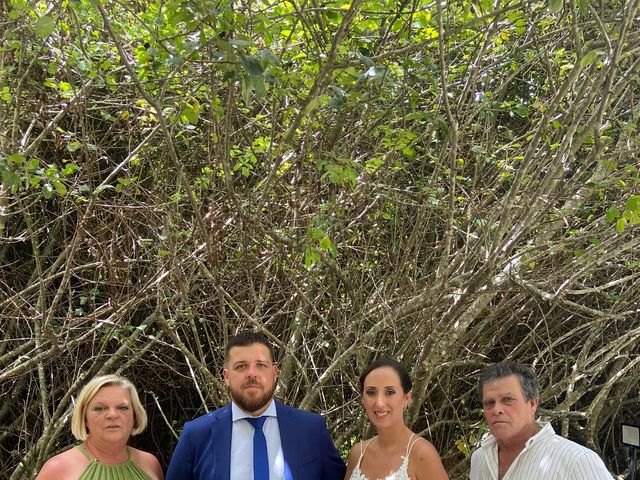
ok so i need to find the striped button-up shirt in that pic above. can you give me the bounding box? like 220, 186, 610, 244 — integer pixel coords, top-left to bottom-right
469, 422, 612, 479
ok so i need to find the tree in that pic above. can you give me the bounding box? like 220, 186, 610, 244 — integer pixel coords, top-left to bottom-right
1, 0, 639, 478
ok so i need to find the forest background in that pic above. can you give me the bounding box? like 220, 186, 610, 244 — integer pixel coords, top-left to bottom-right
1, 0, 639, 478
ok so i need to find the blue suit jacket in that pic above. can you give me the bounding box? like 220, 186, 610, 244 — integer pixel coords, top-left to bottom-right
166, 400, 346, 480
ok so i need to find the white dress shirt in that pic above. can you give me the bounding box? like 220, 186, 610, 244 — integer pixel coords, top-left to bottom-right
470, 422, 612, 479
230, 399, 285, 480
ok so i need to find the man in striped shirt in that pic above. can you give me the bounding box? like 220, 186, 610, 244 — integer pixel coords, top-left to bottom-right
469, 361, 612, 480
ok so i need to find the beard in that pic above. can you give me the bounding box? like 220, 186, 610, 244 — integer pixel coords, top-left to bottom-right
229, 379, 276, 414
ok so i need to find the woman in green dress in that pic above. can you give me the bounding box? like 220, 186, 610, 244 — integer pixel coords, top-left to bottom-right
36, 374, 163, 480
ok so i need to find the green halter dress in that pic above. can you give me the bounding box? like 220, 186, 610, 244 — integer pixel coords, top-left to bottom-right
76, 444, 152, 480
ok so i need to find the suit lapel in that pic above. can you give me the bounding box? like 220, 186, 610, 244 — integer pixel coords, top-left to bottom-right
212, 405, 233, 480
276, 401, 295, 480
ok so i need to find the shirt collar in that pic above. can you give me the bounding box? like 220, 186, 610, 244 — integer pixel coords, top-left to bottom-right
231, 399, 277, 422
481, 420, 554, 448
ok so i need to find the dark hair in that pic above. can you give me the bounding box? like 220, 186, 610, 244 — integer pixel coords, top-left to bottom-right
225, 331, 275, 364
359, 357, 412, 393
478, 360, 539, 401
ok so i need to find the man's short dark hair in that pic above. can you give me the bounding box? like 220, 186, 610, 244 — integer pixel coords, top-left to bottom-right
479, 360, 539, 401
224, 331, 275, 364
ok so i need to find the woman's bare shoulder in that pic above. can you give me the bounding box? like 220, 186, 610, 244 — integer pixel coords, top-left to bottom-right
35, 447, 87, 480
410, 437, 439, 455
348, 436, 378, 457
130, 447, 164, 480
408, 438, 449, 480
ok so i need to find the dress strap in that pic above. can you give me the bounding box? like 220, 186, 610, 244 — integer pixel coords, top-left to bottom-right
359, 437, 377, 460
76, 444, 94, 461
405, 433, 421, 456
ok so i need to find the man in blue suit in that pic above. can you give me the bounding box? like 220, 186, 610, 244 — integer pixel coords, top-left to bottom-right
166, 331, 346, 480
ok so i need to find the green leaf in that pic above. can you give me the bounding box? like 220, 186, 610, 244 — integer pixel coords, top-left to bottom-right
2, 169, 20, 191
7, 153, 26, 165
327, 86, 346, 108
34, 15, 56, 38
626, 195, 640, 212
67, 141, 82, 152
580, 49, 603, 67
182, 104, 199, 124
239, 54, 264, 76
606, 207, 621, 223
94, 184, 115, 194
229, 39, 251, 47
252, 75, 267, 98
578, 0, 590, 15
515, 104, 529, 118
549, 0, 563, 14
356, 51, 375, 67
0, 86, 11, 102
62, 163, 80, 175
54, 180, 67, 196
26, 158, 39, 171
259, 50, 279, 65
616, 218, 626, 233
404, 112, 428, 121
319, 236, 331, 250
319, 236, 338, 256
42, 183, 54, 199
241, 76, 254, 105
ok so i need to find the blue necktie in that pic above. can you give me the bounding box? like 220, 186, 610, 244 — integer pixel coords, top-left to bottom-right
246, 416, 269, 480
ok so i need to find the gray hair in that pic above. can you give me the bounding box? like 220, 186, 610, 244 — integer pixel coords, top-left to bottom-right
478, 360, 539, 401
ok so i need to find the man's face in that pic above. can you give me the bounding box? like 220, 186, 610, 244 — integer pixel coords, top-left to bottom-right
482, 374, 538, 447
223, 343, 278, 415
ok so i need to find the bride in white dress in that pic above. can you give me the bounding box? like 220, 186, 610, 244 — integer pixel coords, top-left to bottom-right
344, 358, 449, 480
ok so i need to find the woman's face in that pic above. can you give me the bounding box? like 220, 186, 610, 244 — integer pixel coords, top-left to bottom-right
362, 366, 411, 429
85, 385, 135, 445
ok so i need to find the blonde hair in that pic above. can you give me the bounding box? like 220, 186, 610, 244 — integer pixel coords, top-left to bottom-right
71, 374, 148, 441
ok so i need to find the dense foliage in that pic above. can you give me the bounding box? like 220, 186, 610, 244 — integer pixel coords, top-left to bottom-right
1, 0, 639, 477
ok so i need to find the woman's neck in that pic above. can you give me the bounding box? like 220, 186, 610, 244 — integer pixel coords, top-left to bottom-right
375, 424, 413, 450
84, 439, 129, 464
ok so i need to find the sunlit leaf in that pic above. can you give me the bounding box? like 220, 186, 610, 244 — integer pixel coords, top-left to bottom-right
182, 104, 199, 124
54, 180, 67, 196
627, 195, 640, 212
67, 141, 82, 152
7, 154, 25, 165
549, 0, 563, 14
580, 49, 604, 67
62, 163, 80, 175
34, 15, 56, 38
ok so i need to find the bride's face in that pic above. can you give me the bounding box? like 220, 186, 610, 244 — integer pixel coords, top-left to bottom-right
362, 366, 412, 429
